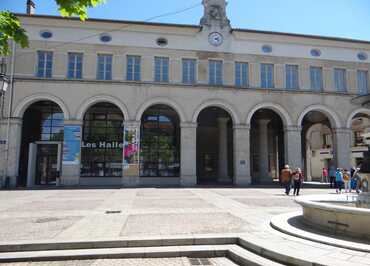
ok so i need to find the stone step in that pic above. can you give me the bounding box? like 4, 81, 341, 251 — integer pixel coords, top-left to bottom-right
0, 244, 284, 266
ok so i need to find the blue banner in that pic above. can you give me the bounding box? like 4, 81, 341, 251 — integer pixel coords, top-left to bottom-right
63, 125, 81, 165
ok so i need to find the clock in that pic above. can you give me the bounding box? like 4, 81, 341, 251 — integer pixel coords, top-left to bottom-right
208, 32, 223, 46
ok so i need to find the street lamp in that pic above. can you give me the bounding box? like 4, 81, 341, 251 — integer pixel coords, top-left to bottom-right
0, 58, 9, 96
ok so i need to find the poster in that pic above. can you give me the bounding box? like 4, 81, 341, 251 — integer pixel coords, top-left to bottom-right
123, 127, 139, 175
62, 125, 81, 165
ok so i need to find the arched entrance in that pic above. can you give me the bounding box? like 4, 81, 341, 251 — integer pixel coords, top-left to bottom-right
250, 109, 285, 184
18, 100, 64, 186
80, 102, 124, 178
301, 111, 334, 181
349, 112, 370, 168
140, 104, 180, 177
196, 107, 234, 184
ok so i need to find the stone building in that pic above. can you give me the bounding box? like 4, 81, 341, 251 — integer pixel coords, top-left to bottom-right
1, 0, 370, 187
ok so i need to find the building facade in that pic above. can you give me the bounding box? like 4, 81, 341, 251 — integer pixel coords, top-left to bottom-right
1, 0, 370, 187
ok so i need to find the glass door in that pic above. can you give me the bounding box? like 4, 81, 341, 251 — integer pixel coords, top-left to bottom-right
35, 144, 59, 185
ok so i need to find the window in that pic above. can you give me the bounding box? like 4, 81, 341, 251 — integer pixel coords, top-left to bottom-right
126, 55, 141, 81
97, 54, 112, 80
140, 105, 180, 177
40, 31, 52, 39
323, 134, 332, 148
261, 63, 274, 88
285, 65, 299, 89
154, 57, 169, 83
262, 45, 272, 53
310, 49, 321, 57
334, 68, 347, 92
81, 103, 124, 177
100, 34, 112, 43
182, 59, 196, 85
310, 66, 323, 91
235, 62, 248, 88
354, 131, 364, 146
357, 70, 368, 95
37, 51, 53, 78
67, 52, 83, 79
209, 60, 223, 85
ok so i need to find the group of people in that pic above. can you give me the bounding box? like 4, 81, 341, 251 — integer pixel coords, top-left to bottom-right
323, 166, 362, 194
280, 165, 304, 196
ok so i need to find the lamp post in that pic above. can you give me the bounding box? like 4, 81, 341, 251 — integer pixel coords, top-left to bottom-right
0, 58, 9, 97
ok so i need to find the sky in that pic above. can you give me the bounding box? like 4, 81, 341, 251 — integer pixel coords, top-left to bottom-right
1, 0, 370, 41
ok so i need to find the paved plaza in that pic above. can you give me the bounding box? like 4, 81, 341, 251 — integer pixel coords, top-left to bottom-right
0, 187, 370, 265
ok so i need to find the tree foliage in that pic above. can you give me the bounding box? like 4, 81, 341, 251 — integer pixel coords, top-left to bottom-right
0, 0, 105, 55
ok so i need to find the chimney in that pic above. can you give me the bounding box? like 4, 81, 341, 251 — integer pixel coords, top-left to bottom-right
26, 0, 35, 15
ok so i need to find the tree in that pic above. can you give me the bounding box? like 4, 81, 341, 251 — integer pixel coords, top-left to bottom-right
0, 0, 105, 56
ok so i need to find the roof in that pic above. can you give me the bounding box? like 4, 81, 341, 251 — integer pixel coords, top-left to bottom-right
15, 13, 370, 45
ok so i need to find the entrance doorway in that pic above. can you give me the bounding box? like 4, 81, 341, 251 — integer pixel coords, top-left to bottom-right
35, 143, 60, 185
28, 142, 62, 186
196, 107, 233, 184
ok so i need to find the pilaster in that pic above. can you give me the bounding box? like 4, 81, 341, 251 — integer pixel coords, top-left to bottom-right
284, 126, 303, 170
233, 124, 251, 186
180, 122, 197, 186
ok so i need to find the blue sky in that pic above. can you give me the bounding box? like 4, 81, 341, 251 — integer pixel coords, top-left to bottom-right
1, 0, 370, 41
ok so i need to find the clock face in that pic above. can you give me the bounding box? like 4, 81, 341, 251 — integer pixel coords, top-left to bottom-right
208, 32, 223, 46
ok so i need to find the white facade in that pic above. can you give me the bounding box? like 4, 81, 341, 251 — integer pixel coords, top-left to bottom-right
1, 0, 370, 187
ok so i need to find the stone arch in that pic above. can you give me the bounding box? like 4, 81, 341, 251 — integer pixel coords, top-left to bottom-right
297, 104, 341, 128
192, 99, 241, 124
13, 93, 70, 120
76, 95, 130, 120
346, 108, 370, 128
246, 102, 293, 126
136, 97, 187, 123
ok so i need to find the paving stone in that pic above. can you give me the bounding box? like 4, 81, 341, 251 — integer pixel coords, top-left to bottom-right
6, 200, 102, 212
120, 213, 249, 236
132, 198, 215, 209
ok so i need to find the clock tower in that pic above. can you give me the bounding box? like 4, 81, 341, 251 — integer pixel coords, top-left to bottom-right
199, 0, 231, 47
200, 0, 231, 30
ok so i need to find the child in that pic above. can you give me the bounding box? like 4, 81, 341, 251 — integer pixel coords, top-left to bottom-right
343, 169, 351, 193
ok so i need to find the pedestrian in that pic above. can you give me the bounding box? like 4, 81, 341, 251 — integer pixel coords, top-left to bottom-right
329, 166, 336, 188
343, 169, 351, 193
322, 167, 328, 183
293, 167, 304, 196
353, 168, 362, 194
335, 168, 343, 194
280, 165, 292, 195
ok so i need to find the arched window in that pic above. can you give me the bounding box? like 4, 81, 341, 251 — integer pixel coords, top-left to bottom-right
81, 102, 124, 177
140, 104, 180, 177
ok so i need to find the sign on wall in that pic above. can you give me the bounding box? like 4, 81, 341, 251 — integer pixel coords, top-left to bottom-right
123, 126, 140, 176
62, 125, 81, 165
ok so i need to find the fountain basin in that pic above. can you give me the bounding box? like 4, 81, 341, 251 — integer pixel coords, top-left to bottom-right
295, 194, 370, 241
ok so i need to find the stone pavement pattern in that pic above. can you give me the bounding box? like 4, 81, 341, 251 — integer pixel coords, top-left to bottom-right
0, 188, 369, 265
1, 257, 237, 266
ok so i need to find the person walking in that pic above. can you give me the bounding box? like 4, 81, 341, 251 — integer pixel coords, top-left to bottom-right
280, 165, 292, 195
293, 168, 304, 196
329, 166, 336, 188
335, 168, 344, 194
322, 167, 328, 183
343, 169, 351, 193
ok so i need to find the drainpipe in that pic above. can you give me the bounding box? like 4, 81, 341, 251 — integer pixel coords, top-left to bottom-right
4, 41, 16, 187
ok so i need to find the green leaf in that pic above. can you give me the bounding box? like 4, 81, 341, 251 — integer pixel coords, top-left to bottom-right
56, 0, 106, 21
0, 11, 29, 55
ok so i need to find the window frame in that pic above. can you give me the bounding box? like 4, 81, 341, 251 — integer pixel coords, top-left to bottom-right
126, 55, 141, 82
334, 68, 347, 92
310, 66, 323, 92
285, 64, 299, 90
96, 54, 113, 81
260, 63, 274, 88
36, 50, 53, 78
67, 52, 83, 79
357, 69, 369, 95
208, 59, 223, 86
154, 56, 170, 83
235, 61, 249, 88
182, 58, 197, 85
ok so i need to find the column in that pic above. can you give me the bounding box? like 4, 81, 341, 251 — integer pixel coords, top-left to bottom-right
284, 126, 303, 170
122, 121, 141, 187
234, 125, 251, 186
218, 117, 230, 182
257, 119, 270, 182
333, 128, 351, 170
0, 118, 22, 187
180, 122, 197, 186
61, 120, 82, 186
